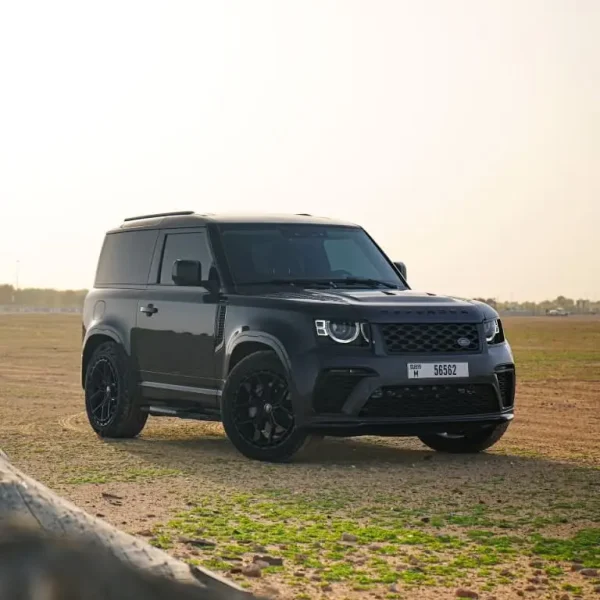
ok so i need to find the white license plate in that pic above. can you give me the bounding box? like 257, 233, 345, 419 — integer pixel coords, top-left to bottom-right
407, 362, 469, 379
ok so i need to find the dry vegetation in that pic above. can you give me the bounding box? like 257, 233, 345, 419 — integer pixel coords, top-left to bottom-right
0, 315, 599, 600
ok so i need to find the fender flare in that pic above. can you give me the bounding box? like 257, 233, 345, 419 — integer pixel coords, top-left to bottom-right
81, 326, 129, 387
224, 331, 292, 379
83, 326, 128, 352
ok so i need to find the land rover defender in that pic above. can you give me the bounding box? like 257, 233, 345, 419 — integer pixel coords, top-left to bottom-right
81, 211, 515, 462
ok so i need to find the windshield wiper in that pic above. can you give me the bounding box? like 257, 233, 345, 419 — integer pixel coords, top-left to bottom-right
237, 278, 336, 288
329, 277, 399, 289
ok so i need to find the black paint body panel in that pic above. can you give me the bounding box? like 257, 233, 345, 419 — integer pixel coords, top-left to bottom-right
82, 212, 516, 433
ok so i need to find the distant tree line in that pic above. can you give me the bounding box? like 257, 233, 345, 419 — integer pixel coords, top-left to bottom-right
0, 285, 598, 314
0, 285, 87, 308
473, 296, 599, 315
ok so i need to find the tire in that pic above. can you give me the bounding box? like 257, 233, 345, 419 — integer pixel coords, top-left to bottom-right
418, 422, 510, 454
84, 341, 148, 438
221, 351, 311, 462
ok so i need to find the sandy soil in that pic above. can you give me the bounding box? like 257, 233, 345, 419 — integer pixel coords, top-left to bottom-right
1, 315, 599, 600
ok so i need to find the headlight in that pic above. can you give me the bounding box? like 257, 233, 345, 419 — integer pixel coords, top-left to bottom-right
315, 319, 368, 344
360, 322, 371, 343
483, 319, 500, 343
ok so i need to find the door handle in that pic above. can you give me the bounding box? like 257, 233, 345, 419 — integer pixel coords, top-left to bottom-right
140, 304, 158, 316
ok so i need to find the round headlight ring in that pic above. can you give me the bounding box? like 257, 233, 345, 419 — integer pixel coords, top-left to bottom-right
326, 320, 360, 344
484, 319, 500, 343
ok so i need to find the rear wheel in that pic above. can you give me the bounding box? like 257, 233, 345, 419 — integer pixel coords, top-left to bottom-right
221, 351, 311, 462
418, 422, 510, 454
84, 342, 148, 438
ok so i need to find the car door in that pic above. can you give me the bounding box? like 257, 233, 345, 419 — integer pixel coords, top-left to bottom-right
133, 227, 219, 406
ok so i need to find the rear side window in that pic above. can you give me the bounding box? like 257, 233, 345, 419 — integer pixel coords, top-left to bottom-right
95, 230, 158, 286
158, 231, 213, 285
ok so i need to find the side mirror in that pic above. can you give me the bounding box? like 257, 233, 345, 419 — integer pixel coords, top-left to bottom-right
172, 260, 202, 286
172, 260, 221, 294
394, 261, 407, 280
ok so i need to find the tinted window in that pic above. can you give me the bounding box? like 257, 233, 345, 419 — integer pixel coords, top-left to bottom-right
219, 224, 403, 286
159, 231, 213, 285
95, 230, 158, 286
323, 238, 380, 276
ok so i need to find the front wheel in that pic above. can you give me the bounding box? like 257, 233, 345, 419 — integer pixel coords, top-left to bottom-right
418, 422, 510, 454
221, 351, 312, 462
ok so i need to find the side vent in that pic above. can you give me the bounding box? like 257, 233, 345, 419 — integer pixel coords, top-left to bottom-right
215, 304, 227, 346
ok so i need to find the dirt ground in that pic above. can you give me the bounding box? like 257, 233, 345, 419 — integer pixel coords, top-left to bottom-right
1, 315, 599, 600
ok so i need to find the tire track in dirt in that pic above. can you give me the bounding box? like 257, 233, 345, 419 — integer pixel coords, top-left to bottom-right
58, 411, 89, 434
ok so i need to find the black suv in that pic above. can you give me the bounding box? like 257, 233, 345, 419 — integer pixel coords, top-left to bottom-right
81, 211, 515, 462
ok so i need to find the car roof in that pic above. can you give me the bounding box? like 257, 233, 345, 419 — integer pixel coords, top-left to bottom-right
108, 211, 359, 233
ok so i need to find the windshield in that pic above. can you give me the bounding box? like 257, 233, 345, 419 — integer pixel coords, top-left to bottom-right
219, 224, 405, 288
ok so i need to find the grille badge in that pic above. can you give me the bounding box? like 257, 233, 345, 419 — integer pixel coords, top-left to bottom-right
457, 337, 471, 348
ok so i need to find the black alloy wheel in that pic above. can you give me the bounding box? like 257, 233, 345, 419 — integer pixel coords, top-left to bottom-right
233, 370, 295, 448
84, 341, 148, 438
87, 357, 120, 427
221, 351, 313, 462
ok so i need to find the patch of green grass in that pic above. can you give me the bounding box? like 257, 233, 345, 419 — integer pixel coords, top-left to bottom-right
562, 583, 583, 594
445, 504, 491, 527
531, 528, 600, 567
467, 530, 524, 550
167, 499, 466, 556
504, 319, 600, 381
396, 570, 434, 586
220, 543, 246, 557
65, 466, 183, 484
321, 562, 357, 582
154, 489, 600, 592
450, 556, 479, 569
66, 472, 111, 485
202, 558, 233, 571
149, 532, 173, 549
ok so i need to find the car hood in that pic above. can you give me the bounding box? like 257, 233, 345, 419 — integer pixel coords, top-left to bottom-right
255, 288, 497, 322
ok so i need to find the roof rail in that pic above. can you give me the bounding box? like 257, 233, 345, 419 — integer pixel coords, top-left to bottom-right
123, 211, 195, 222
295, 213, 331, 220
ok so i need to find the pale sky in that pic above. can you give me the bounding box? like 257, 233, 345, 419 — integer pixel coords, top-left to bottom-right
0, 0, 598, 301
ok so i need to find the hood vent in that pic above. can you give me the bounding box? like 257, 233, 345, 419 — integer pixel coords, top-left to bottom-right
378, 307, 472, 317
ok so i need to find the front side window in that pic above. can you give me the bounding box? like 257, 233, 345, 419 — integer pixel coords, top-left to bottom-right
159, 231, 213, 285
219, 224, 404, 288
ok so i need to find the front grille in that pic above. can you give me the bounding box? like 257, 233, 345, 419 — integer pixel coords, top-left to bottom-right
312, 370, 368, 414
359, 384, 499, 419
380, 323, 480, 354
496, 368, 515, 408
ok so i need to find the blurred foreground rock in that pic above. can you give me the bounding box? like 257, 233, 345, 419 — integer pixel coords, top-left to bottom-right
0, 451, 252, 600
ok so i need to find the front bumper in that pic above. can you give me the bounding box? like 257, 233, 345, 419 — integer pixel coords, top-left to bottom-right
290, 341, 516, 435
308, 413, 514, 437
